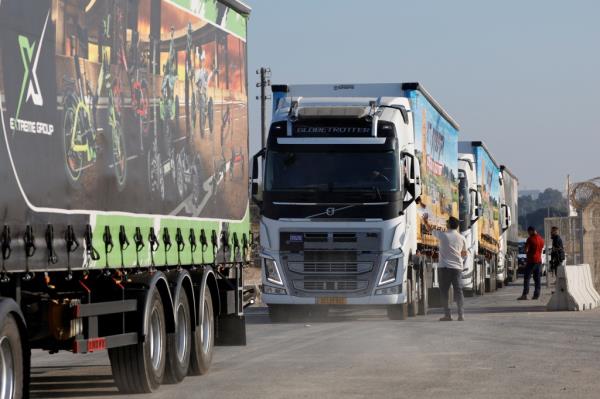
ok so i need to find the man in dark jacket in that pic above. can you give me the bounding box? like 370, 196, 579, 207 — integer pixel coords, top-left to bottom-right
518, 226, 545, 300
550, 226, 565, 277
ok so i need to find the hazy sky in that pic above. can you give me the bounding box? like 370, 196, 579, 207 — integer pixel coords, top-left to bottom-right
244, 0, 599, 190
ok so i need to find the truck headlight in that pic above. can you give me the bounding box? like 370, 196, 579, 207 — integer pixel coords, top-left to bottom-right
378, 258, 399, 286
262, 285, 287, 295
264, 258, 283, 286
375, 285, 402, 295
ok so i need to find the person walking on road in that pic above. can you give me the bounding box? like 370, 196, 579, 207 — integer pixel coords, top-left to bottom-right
550, 226, 565, 277
518, 226, 545, 300
423, 215, 468, 321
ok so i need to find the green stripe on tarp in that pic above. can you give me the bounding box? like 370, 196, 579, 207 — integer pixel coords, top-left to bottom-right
90, 207, 250, 269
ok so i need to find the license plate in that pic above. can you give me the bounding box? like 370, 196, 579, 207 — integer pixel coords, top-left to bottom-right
317, 297, 347, 305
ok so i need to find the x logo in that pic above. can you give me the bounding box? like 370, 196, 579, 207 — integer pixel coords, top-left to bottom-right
16, 11, 50, 118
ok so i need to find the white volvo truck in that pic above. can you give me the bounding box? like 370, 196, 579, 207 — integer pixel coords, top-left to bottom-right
252, 83, 461, 321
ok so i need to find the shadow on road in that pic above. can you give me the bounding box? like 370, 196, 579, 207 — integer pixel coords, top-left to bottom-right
246, 297, 549, 325
29, 373, 118, 399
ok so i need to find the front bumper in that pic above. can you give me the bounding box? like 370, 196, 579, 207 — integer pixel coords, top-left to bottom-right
262, 292, 407, 306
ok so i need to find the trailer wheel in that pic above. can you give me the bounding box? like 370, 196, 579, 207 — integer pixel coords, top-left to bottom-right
189, 288, 214, 375
0, 314, 23, 399
109, 289, 167, 393
165, 289, 192, 384
387, 303, 408, 320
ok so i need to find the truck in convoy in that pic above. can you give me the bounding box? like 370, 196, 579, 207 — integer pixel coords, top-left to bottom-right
0, 0, 251, 396
457, 151, 485, 296
251, 82, 461, 321
501, 165, 519, 282
458, 141, 511, 293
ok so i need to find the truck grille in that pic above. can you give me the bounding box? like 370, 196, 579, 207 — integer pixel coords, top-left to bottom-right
303, 263, 358, 273
294, 280, 368, 292
280, 230, 381, 297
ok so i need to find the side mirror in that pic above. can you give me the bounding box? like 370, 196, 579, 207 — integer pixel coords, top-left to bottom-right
401, 152, 421, 210
413, 157, 422, 199
251, 148, 266, 206
501, 204, 510, 231
469, 188, 480, 223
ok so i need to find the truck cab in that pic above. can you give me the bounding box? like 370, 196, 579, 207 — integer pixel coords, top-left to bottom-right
497, 172, 513, 287
252, 84, 433, 321
458, 155, 484, 295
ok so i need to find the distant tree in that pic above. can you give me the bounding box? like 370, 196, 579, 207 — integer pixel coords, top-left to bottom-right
518, 187, 568, 236
518, 207, 566, 237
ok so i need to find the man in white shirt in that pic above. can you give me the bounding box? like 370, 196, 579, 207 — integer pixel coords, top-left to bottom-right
423, 215, 468, 321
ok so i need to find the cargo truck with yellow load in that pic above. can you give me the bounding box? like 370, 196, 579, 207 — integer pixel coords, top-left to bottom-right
252, 82, 461, 321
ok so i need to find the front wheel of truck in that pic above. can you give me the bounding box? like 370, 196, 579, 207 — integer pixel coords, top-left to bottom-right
418, 261, 429, 316
387, 303, 408, 320
407, 267, 419, 317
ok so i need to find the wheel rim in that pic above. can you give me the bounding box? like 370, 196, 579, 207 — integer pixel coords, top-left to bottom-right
201, 300, 211, 354
176, 302, 189, 363
149, 307, 163, 371
0, 336, 15, 399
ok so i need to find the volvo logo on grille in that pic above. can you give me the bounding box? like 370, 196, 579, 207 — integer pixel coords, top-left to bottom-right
307, 204, 356, 219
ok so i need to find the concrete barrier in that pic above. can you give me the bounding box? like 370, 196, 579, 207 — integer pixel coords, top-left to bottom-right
547, 264, 600, 311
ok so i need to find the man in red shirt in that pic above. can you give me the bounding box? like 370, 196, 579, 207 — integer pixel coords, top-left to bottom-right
518, 226, 545, 300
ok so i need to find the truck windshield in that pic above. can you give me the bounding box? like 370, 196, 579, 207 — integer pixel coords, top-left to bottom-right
265, 150, 400, 192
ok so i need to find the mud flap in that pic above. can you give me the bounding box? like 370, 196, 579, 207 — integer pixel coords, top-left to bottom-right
216, 314, 246, 346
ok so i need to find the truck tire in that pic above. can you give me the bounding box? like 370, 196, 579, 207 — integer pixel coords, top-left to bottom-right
189, 288, 214, 376
109, 289, 167, 393
387, 304, 408, 320
268, 305, 289, 323
165, 289, 192, 384
0, 314, 24, 399
408, 268, 418, 317
478, 262, 486, 296
418, 264, 429, 316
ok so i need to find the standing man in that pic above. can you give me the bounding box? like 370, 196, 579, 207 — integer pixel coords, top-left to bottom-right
518, 226, 545, 300
550, 226, 565, 277
423, 215, 468, 321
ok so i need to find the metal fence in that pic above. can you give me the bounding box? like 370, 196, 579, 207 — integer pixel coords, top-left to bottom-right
545, 211, 600, 289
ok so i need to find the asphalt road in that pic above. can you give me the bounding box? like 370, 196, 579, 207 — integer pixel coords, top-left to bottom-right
30, 279, 600, 399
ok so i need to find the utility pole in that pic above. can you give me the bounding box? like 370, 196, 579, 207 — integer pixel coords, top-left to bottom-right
256, 67, 271, 149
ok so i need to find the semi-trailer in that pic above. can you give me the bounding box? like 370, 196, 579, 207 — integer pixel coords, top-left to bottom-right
0, 0, 251, 396
501, 165, 519, 282
458, 141, 511, 293
252, 82, 460, 321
